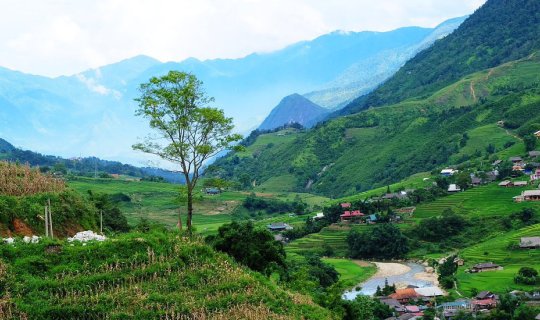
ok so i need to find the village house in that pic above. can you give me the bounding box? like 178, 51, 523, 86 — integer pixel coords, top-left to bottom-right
341, 202, 351, 208
266, 222, 293, 232
499, 180, 513, 187
529, 151, 540, 158
534, 130, 540, 138
476, 291, 496, 300
440, 299, 473, 319
515, 190, 540, 202
379, 297, 406, 314
520, 236, 540, 249
513, 181, 528, 187
313, 212, 324, 220
414, 287, 444, 298
441, 168, 458, 176
340, 210, 364, 222
448, 184, 461, 192
531, 169, 540, 182
390, 288, 420, 304
204, 187, 221, 195
472, 298, 497, 311
492, 159, 502, 166
470, 262, 502, 273
509, 156, 523, 164
471, 176, 483, 186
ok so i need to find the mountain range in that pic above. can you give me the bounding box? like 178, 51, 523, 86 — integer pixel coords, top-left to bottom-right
0, 17, 465, 165
210, 0, 540, 197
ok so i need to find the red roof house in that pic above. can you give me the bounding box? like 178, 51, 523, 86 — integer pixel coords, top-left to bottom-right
340, 210, 364, 221
341, 203, 351, 208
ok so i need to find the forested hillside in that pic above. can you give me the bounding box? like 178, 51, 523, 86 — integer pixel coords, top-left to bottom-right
341, 0, 540, 115
0, 138, 183, 183
211, 53, 540, 197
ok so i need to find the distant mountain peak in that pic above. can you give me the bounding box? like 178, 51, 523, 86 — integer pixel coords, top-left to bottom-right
258, 94, 328, 130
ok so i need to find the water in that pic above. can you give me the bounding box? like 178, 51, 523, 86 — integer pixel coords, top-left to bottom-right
343, 262, 435, 300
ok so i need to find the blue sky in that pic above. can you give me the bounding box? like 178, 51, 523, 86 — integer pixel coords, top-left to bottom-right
0, 0, 486, 77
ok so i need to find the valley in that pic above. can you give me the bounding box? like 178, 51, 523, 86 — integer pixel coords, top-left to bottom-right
1, 0, 540, 318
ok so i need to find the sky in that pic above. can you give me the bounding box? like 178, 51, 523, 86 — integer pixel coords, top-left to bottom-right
1, 0, 486, 77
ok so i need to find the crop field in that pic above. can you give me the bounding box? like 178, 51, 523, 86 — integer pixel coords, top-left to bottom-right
449, 124, 519, 163
334, 172, 433, 204
236, 130, 304, 159
322, 258, 377, 289
68, 177, 242, 234
456, 224, 540, 295
413, 183, 540, 219
0, 232, 332, 319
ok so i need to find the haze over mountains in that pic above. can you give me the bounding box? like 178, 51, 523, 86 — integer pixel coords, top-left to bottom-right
0, 16, 465, 166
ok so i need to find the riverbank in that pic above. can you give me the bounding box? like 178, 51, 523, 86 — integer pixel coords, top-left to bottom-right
343, 261, 441, 299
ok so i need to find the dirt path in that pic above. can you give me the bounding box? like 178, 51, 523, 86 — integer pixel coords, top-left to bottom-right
352, 260, 373, 267
504, 128, 523, 141
470, 81, 477, 102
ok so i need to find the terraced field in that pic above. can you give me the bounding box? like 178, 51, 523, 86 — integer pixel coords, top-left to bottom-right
286, 225, 374, 256
456, 224, 540, 295
413, 183, 540, 219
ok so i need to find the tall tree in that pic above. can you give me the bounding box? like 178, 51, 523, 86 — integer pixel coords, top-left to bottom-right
133, 71, 242, 233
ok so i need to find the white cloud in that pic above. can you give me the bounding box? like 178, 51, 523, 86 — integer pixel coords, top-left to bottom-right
0, 0, 486, 77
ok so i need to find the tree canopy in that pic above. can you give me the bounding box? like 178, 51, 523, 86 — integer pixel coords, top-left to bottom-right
133, 71, 242, 232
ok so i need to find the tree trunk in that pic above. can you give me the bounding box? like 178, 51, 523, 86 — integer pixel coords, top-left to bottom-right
187, 189, 193, 235
177, 207, 183, 231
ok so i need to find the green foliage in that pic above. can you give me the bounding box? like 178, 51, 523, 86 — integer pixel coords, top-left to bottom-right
0, 232, 334, 319
133, 70, 242, 233
523, 134, 537, 151
87, 191, 130, 233
514, 266, 538, 285
206, 221, 286, 275
342, 295, 392, 320
414, 209, 467, 242
343, 0, 540, 113
0, 190, 97, 236
212, 53, 540, 197
347, 224, 409, 259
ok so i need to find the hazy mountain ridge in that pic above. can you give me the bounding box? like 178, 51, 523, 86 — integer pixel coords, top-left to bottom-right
210, 0, 540, 197
340, 0, 540, 115
304, 16, 467, 110
0, 18, 464, 165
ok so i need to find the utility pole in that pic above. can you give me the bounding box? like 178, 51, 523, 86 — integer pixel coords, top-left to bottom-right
48, 198, 54, 239
44, 206, 49, 237
100, 209, 103, 234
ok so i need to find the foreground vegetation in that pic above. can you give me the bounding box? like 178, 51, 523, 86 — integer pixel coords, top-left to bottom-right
0, 231, 335, 319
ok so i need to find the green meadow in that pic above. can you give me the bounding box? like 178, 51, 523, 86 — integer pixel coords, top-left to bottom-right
456, 224, 540, 295
322, 258, 377, 289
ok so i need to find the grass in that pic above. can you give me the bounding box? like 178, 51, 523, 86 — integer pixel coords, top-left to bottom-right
334, 172, 433, 204
68, 177, 241, 235
322, 258, 377, 289
413, 183, 540, 219
456, 224, 540, 296
450, 124, 518, 163
237, 130, 304, 159
0, 231, 334, 319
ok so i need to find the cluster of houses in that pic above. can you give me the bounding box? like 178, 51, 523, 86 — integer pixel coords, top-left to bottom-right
379, 286, 445, 319
339, 203, 379, 224
439, 291, 499, 319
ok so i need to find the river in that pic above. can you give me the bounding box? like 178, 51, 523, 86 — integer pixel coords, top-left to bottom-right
343, 262, 438, 300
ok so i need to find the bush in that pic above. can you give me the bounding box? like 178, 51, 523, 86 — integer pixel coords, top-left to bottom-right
206, 221, 286, 275
348, 224, 409, 259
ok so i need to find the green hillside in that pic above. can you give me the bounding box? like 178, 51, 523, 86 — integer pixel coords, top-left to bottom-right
212, 53, 540, 197
457, 224, 540, 295
0, 232, 335, 319
342, 0, 540, 115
